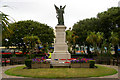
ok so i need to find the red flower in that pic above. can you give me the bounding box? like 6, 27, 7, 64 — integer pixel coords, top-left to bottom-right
1, 53, 11, 54
2, 61, 10, 63
65, 62, 70, 63
61, 59, 66, 60
67, 59, 72, 60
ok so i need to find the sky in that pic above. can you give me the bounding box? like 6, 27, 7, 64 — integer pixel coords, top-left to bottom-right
0, 0, 119, 29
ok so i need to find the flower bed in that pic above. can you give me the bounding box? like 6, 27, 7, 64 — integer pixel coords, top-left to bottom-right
30, 57, 94, 68
31, 58, 50, 68
71, 58, 92, 68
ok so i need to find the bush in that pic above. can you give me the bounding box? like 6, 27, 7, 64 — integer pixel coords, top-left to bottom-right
31, 54, 36, 59
89, 60, 95, 68
35, 54, 46, 57
16, 54, 24, 57
25, 59, 32, 69
26, 54, 46, 59
2, 54, 12, 58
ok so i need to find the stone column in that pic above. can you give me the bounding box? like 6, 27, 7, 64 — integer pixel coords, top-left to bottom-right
51, 25, 71, 67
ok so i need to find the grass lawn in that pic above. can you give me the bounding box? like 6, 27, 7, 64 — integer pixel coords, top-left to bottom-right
5, 65, 117, 78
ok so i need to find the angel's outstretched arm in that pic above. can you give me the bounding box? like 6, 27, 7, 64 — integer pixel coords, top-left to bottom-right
62, 5, 66, 9
54, 4, 59, 11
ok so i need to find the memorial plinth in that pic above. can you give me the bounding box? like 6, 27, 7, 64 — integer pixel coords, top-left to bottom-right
51, 25, 71, 67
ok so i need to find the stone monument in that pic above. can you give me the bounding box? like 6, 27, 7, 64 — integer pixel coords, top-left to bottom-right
51, 5, 71, 67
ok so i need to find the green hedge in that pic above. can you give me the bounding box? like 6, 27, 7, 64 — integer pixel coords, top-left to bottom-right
2, 54, 12, 58
25, 59, 32, 69
89, 60, 95, 68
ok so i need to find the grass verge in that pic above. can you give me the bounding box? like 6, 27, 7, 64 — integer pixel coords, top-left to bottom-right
4, 65, 117, 78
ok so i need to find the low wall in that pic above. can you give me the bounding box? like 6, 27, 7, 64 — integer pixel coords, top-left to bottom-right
31, 63, 90, 68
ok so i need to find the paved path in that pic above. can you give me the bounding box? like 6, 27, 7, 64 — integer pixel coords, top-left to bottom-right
2, 64, 26, 78
1, 64, 118, 78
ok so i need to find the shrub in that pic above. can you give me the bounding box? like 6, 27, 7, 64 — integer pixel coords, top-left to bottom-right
25, 59, 32, 68
16, 54, 24, 57
31, 54, 36, 59
2, 54, 12, 58
89, 60, 95, 68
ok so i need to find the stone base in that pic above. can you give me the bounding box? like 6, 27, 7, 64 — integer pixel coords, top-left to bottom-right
51, 52, 71, 67
51, 53, 71, 60
51, 63, 70, 68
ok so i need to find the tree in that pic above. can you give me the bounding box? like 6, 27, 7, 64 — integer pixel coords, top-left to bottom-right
109, 32, 119, 46
72, 7, 120, 55
86, 32, 103, 54
72, 18, 100, 45
97, 7, 120, 40
1, 12, 14, 39
66, 28, 78, 54
2, 20, 55, 51
23, 35, 41, 58
66, 28, 73, 53
109, 32, 119, 57
23, 35, 41, 49
72, 18, 100, 55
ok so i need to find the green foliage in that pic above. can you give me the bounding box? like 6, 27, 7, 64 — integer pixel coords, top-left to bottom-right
25, 59, 32, 69
72, 7, 120, 56
66, 28, 78, 53
15, 54, 24, 57
86, 32, 103, 54
97, 7, 120, 39
72, 18, 99, 45
30, 54, 36, 59
109, 32, 119, 46
23, 35, 41, 49
89, 60, 95, 68
72, 7, 120, 46
1, 11, 14, 43
86, 32, 103, 45
66, 28, 73, 45
2, 54, 12, 58
2, 20, 55, 49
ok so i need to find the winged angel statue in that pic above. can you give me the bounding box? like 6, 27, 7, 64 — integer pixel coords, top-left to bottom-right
54, 4, 66, 25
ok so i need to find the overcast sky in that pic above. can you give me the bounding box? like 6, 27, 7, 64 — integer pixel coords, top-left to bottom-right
0, 0, 119, 29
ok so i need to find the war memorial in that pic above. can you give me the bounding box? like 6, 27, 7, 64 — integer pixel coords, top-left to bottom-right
1, 3, 119, 79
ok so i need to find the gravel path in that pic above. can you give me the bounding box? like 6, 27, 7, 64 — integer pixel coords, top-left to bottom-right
2, 64, 118, 78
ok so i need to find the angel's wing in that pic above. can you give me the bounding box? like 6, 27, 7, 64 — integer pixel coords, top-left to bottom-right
62, 5, 66, 9
54, 4, 59, 13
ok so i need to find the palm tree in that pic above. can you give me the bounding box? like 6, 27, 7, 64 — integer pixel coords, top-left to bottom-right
109, 32, 119, 65
109, 32, 119, 46
86, 32, 103, 54
1, 5, 15, 37
1, 11, 14, 38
